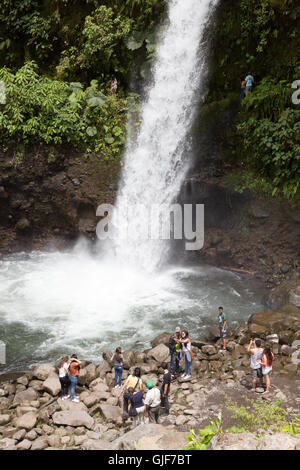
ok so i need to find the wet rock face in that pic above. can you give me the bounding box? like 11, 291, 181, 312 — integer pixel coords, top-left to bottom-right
0, 150, 120, 254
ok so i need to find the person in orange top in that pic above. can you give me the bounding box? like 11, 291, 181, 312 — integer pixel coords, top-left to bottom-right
68, 354, 81, 403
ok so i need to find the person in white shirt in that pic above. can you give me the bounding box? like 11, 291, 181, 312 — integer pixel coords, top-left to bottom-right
58, 355, 70, 400
144, 381, 161, 424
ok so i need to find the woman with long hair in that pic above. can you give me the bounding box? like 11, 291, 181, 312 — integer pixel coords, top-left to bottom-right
179, 330, 192, 380
111, 347, 124, 389
119, 367, 143, 424
58, 355, 70, 400
260, 345, 274, 395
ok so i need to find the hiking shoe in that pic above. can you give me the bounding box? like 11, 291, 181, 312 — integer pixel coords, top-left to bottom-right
71, 398, 80, 403
184, 375, 191, 380
181, 373, 186, 378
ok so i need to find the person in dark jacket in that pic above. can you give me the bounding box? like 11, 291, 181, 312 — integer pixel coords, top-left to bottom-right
169, 326, 181, 377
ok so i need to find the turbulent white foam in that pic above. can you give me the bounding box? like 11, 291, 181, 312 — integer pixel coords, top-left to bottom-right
112, 0, 219, 271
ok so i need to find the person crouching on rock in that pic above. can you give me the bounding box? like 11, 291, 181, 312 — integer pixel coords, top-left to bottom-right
68, 354, 81, 403
119, 367, 143, 424
144, 380, 161, 424
58, 355, 70, 400
128, 386, 145, 428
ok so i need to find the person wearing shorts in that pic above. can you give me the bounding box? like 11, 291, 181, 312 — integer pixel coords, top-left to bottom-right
247, 339, 263, 392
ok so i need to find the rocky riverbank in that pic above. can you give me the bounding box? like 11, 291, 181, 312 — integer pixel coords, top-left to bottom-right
0, 295, 299, 451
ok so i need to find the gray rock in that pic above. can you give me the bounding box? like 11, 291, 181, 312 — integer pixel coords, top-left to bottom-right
0, 438, 17, 449
17, 376, 29, 386
97, 361, 111, 378
31, 437, 48, 451
112, 423, 187, 450
146, 344, 169, 363
13, 388, 38, 405
99, 404, 122, 424
42, 373, 61, 396
0, 414, 11, 425
211, 432, 258, 450
82, 439, 114, 450
150, 332, 172, 348
26, 430, 38, 441
201, 344, 217, 355
33, 363, 56, 381
16, 412, 37, 430
52, 410, 94, 429
257, 433, 298, 450
13, 429, 26, 441
16, 439, 32, 450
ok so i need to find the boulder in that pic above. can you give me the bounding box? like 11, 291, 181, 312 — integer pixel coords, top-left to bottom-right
42, 373, 61, 396
13, 429, 26, 441
0, 438, 17, 449
13, 388, 38, 406
123, 351, 136, 369
33, 363, 56, 381
84, 363, 98, 383
248, 307, 300, 335
52, 410, 94, 429
16, 439, 32, 450
78, 368, 87, 385
97, 361, 112, 378
112, 424, 186, 450
211, 432, 258, 450
265, 281, 300, 310
16, 412, 37, 430
150, 332, 172, 348
17, 376, 29, 386
0, 414, 11, 425
146, 344, 169, 363
257, 433, 299, 450
99, 404, 122, 424
82, 439, 114, 450
57, 398, 88, 412
31, 437, 48, 451
201, 344, 217, 355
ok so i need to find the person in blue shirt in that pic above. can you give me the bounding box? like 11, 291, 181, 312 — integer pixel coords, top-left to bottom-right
245, 72, 254, 95
218, 306, 227, 350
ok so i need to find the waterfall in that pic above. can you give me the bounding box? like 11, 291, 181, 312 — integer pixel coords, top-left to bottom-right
111, 0, 219, 271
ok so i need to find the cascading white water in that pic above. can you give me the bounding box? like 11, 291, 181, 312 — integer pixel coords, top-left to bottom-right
112, 0, 219, 271
0, 0, 265, 373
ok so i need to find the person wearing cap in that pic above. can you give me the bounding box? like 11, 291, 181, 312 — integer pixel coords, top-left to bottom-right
169, 327, 181, 377
144, 381, 161, 424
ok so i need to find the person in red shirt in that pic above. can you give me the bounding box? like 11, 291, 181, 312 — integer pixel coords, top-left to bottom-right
68, 354, 81, 403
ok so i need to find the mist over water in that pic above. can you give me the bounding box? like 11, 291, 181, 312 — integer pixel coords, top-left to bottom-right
0, 0, 266, 373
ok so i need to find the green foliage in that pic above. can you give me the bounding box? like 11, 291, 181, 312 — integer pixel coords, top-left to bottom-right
0, 61, 130, 159
183, 412, 222, 450
225, 396, 291, 432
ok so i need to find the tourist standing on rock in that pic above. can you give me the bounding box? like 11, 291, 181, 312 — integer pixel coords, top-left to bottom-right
260, 345, 274, 395
218, 307, 227, 350
68, 354, 81, 403
144, 381, 161, 424
58, 355, 70, 400
111, 347, 124, 389
128, 387, 145, 427
247, 339, 263, 393
160, 362, 171, 417
179, 330, 192, 380
169, 326, 181, 377
119, 367, 143, 424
